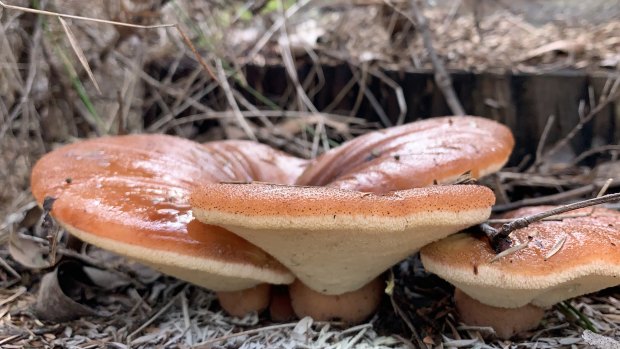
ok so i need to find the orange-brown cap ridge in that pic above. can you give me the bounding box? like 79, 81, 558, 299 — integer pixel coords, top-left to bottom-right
296, 116, 515, 193
31, 134, 306, 291
191, 182, 495, 294
421, 206, 620, 308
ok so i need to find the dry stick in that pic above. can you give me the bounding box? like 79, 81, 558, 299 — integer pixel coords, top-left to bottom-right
492, 183, 596, 212
485, 192, 620, 253
531, 114, 556, 172
570, 144, 620, 167
0, 1, 174, 28
0, 286, 26, 307
276, 3, 326, 156
384, 270, 427, 348
532, 78, 620, 169
215, 59, 257, 141
175, 25, 217, 82
407, 0, 465, 116
192, 322, 304, 348
127, 285, 189, 346
369, 68, 407, 126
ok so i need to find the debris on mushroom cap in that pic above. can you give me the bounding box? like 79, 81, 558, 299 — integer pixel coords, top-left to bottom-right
296, 116, 514, 193
191, 182, 495, 295
420, 206, 620, 309
289, 278, 384, 324
31, 134, 306, 291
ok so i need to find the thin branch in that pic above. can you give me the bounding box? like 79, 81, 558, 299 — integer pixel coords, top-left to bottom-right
0, 1, 175, 28
533, 78, 620, 168
531, 114, 555, 170
570, 145, 620, 166
215, 59, 256, 141
492, 184, 596, 212
175, 26, 218, 82
406, 0, 465, 116
486, 192, 620, 252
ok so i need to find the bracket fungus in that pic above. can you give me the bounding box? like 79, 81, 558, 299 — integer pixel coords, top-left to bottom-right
191, 182, 496, 322
190, 116, 514, 323
296, 116, 514, 192
420, 206, 620, 338
31, 134, 308, 317
267, 115, 514, 322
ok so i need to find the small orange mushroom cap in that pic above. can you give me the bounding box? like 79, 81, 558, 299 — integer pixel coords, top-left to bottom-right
421, 206, 620, 308
31, 135, 307, 291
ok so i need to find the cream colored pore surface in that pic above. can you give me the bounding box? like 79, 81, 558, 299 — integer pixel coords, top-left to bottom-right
193, 207, 491, 295
422, 256, 620, 308
64, 224, 294, 292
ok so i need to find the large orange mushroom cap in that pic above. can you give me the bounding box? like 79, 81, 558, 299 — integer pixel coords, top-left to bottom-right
192, 182, 495, 295
296, 116, 514, 192
31, 134, 307, 291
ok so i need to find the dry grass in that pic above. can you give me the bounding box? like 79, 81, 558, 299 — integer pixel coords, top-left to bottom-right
1, 0, 619, 348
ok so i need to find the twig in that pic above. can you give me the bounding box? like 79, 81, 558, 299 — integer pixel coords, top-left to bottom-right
570, 145, 620, 166
41, 197, 61, 265
492, 184, 596, 212
0, 0, 175, 28
369, 68, 407, 125
0, 286, 26, 307
192, 322, 301, 348
181, 289, 192, 345
175, 25, 217, 82
386, 270, 426, 349
531, 114, 555, 171
0, 256, 20, 280
485, 192, 620, 252
127, 285, 188, 345
533, 78, 620, 169
407, 0, 465, 116
214, 59, 256, 141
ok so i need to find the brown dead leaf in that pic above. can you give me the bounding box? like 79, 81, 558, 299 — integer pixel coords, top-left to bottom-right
8, 232, 50, 269
34, 260, 99, 322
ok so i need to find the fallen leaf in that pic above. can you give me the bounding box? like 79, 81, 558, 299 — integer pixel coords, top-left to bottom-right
9, 232, 50, 269
34, 260, 99, 322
